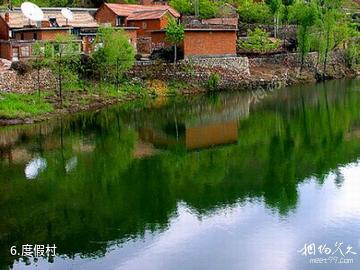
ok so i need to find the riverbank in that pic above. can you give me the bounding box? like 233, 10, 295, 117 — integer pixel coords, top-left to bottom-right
0, 80, 205, 126
0, 52, 358, 126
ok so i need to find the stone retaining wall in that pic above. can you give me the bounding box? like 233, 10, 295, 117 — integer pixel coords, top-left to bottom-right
248, 50, 347, 77
127, 57, 252, 89
0, 69, 56, 93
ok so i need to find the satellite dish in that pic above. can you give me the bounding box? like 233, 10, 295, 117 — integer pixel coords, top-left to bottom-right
61, 8, 73, 25
21, 2, 44, 22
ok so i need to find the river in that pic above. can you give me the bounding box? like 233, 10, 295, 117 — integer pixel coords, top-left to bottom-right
0, 79, 360, 270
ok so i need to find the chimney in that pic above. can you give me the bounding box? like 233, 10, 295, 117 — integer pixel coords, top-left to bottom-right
4, 12, 9, 23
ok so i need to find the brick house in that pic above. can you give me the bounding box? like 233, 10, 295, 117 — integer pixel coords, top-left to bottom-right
0, 8, 100, 60
95, 3, 180, 38
151, 16, 238, 59
0, 7, 138, 61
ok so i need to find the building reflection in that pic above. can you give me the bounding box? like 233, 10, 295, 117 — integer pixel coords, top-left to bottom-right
133, 92, 251, 151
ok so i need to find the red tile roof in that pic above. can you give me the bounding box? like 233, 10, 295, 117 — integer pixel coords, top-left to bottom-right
0, 9, 98, 28
104, 3, 180, 19
127, 10, 169, 20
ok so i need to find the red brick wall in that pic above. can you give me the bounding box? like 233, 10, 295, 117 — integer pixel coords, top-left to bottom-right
128, 19, 161, 37
95, 4, 118, 26
125, 29, 137, 48
14, 29, 69, 41
0, 42, 12, 60
0, 17, 9, 40
183, 31, 237, 58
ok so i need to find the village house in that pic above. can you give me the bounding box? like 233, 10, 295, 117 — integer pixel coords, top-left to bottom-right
151, 15, 238, 59
0, 7, 138, 61
95, 3, 180, 37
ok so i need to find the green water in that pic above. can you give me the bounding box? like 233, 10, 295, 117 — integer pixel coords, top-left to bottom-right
0, 79, 360, 270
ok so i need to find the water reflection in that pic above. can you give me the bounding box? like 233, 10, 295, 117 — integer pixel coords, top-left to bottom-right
0, 79, 360, 270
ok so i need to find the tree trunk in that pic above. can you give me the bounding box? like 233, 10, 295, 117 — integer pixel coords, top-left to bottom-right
37, 67, 40, 98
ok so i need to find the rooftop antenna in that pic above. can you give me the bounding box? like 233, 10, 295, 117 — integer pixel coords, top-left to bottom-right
21, 2, 44, 26
61, 8, 73, 26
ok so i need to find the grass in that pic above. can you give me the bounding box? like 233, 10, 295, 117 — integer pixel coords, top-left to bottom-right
0, 79, 197, 121
0, 92, 54, 119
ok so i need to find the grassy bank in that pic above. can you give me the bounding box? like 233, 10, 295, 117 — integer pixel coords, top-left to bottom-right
0, 79, 204, 125
0, 92, 54, 119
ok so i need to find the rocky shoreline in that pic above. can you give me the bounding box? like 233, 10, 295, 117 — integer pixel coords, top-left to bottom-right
0, 51, 358, 127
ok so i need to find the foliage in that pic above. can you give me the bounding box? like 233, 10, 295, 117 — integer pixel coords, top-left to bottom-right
345, 40, 360, 68
169, 0, 219, 19
268, 0, 285, 38
92, 26, 135, 87
207, 73, 220, 90
0, 92, 53, 119
31, 42, 53, 97
289, 0, 318, 72
237, 0, 272, 23
44, 35, 81, 102
165, 18, 185, 63
238, 28, 280, 53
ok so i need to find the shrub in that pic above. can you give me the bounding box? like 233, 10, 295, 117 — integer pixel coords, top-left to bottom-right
207, 73, 220, 90
238, 28, 280, 53
345, 40, 360, 68
237, 1, 272, 24
11, 61, 31, 75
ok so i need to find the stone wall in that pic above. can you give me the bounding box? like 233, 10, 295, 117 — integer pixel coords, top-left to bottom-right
248, 50, 348, 77
127, 56, 287, 89
0, 69, 57, 93
238, 23, 297, 41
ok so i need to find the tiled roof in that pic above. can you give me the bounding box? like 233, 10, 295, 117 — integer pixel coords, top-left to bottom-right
0, 9, 98, 28
104, 3, 180, 18
127, 9, 169, 20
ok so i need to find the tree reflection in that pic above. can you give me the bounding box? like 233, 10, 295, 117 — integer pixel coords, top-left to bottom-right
0, 80, 360, 268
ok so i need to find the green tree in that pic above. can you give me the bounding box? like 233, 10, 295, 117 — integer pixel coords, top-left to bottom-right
237, 0, 272, 24
314, 0, 351, 78
165, 18, 185, 63
92, 26, 135, 89
31, 42, 52, 98
289, 0, 318, 74
46, 35, 81, 104
269, 0, 285, 38
169, 0, 219, 19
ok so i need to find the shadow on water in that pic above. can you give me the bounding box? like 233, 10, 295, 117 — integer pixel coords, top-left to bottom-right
0, 79, 360, 268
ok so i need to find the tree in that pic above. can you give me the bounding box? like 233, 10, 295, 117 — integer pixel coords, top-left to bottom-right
269, 0, 285, 38
314, 0, 350, 78
165, 18, 185, 63
92, 26, 135, 89
31, 42, 52, 98
237, 0, 272, 24
289, 0, 318, 74
46, 35, 81, 104
169, 0, 219, 19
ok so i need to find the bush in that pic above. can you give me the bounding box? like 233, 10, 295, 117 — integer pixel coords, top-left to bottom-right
11, 61, 31, 75
238, 28, 280, 53
237, 1, 272, 24
207, 73, 220, 90
345, 40, 360, 68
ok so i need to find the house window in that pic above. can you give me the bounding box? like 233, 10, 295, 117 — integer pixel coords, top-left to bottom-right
142, 22, 147, 29
33, 33, 37, 40
20, 46, 30, 57
49, 17, 59, 27
20, 33, 24, 40
116, 16, 125, 26
72, 28, 80, 36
